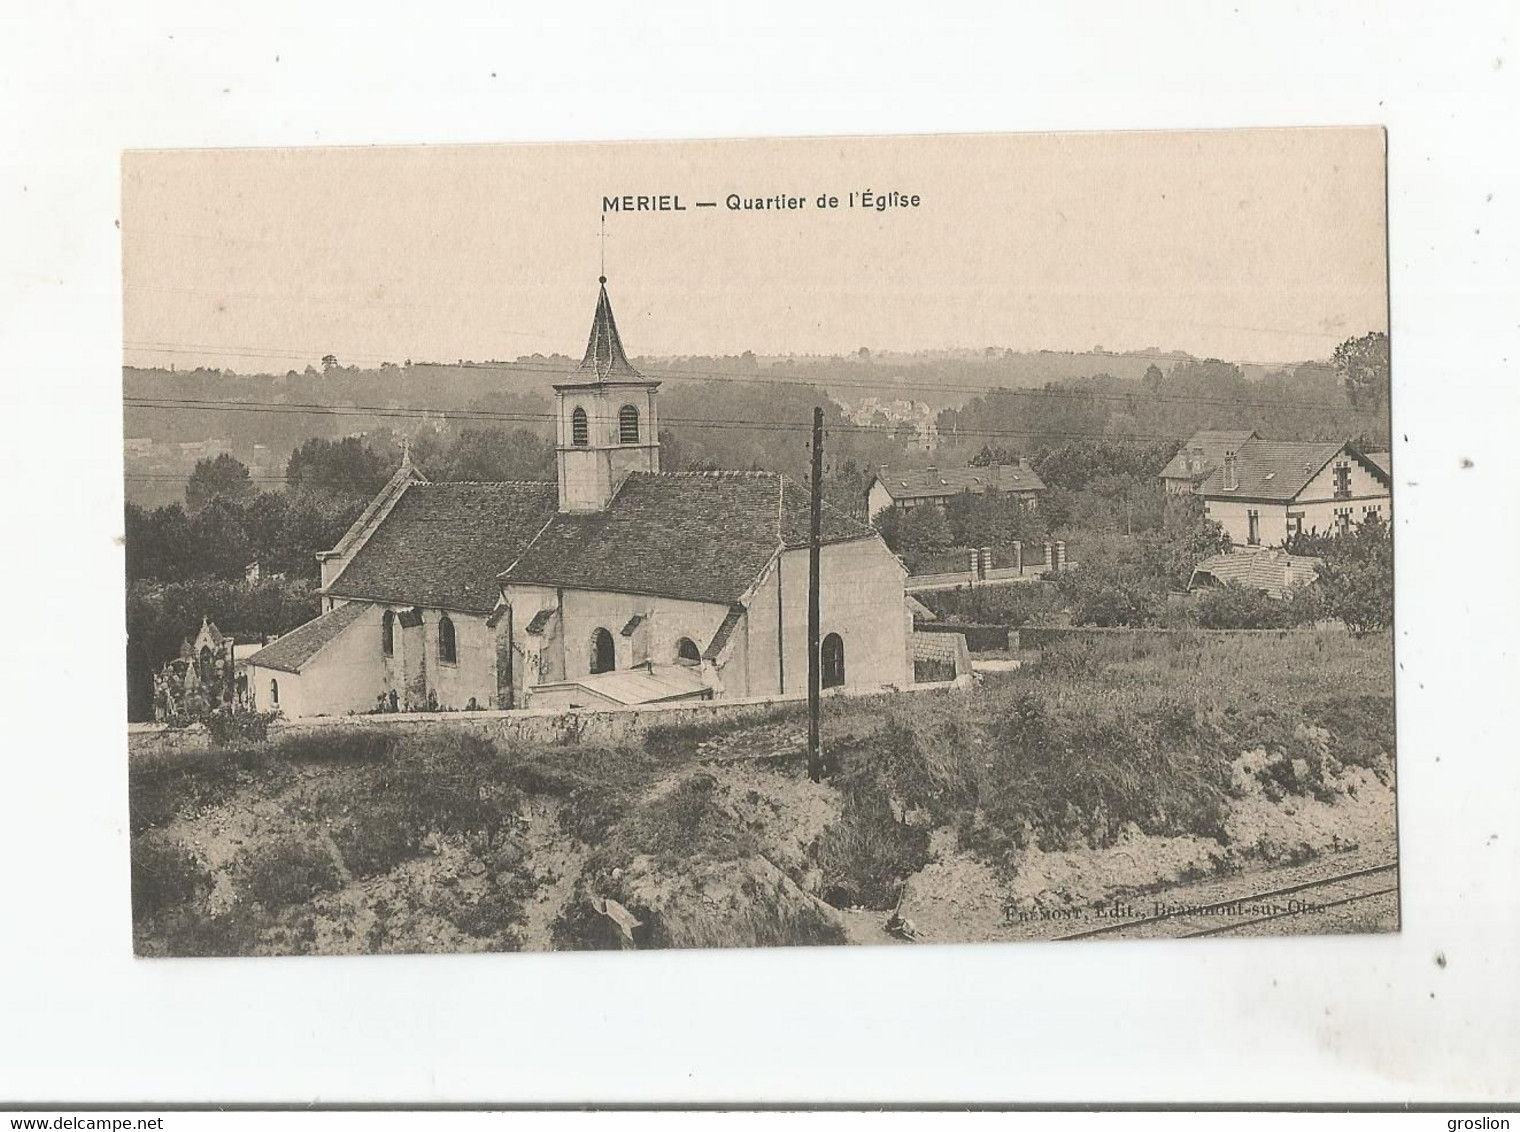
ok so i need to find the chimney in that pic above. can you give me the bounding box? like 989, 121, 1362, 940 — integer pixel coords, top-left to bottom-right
1223, 454, 1237, 491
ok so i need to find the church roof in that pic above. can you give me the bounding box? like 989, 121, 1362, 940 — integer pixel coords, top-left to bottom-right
246, 600, 371, 674
574, 278, 649, 383
499, 471, 879, 606
325, 481, 559, 613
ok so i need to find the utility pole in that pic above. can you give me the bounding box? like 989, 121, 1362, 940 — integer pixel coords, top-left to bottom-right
807, 406, 824, 783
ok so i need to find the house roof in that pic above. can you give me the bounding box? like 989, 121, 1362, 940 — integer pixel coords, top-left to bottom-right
245, 600, 370, 674
1158, 430, 1258, 481
325, 481, 559, 612
536, 662, 711, 706
1190, 549, 1322, 599
872, 463, 1046, 501
1365, 451, 1392, 477
499, 471, 877, 606
1196, 440, 1388, 502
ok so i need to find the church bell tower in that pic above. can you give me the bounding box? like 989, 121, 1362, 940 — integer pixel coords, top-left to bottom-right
554, 277, 662, 513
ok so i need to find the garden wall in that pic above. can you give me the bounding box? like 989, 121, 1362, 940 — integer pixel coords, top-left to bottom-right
127, 676, 972, 761
1012, 625, 1313, 650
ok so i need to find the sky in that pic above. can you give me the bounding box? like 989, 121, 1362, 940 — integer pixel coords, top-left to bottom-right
122, 128, 1388, 372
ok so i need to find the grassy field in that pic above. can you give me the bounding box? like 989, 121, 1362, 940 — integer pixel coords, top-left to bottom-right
129, 628, 1396, 955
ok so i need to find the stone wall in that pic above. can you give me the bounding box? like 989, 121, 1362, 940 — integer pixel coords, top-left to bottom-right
127, 677, 971, 762
1012, 625, 1311, 650
910, 629, 973, 680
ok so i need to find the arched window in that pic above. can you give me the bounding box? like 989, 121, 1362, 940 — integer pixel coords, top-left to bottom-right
590, 627, 615, 674
676, 637, 701, 665
619, 404, 640, 443
382, 610, 395, 657
437, 614, 457, 665
571, 407, 589, 446
821, 633, 845, 689
269, 678, 279, 705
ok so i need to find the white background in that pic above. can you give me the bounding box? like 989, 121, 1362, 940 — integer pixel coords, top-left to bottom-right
1, 0, 1516, 1107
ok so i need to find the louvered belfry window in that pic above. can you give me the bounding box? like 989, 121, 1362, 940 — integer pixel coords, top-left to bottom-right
571, 407, 589, 446
619, 404, 640, 443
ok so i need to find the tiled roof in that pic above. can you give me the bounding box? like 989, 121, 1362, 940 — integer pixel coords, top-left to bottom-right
1198, 440, 1351, 502
500, 472, 877, 606
246, 601, 371, 674
326, 482, 558, 613
873, 463, 1046, 501
703, 605, 745, 662
1190, 549, 1322, 599
1158, 430, 1258, 481
524, 608, 556, 636
1366, 451, 1392, 477
571, 280, 649, 383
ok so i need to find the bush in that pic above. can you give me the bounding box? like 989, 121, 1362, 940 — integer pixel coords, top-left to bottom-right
1315, 515, 1393, 633
1194, 583, 1296, 630
620, 775, 757, 868
917, 582, 1062, 627
204, 710, 278, 747
1302, 693, 1396, 772
131, 832, 212, 920
438, 878, 528, 947
237, 833, 343, 909
128, 744, 283, 834
377, 734, 523, 854
329, 804, 418, 877
275, 728, 395, 765
813, 778, 931, 910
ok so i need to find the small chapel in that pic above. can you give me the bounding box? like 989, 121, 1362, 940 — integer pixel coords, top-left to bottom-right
246, 278, 914, 718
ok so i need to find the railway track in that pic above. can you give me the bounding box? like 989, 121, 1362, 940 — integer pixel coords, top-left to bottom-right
1053, 860, 1399, 942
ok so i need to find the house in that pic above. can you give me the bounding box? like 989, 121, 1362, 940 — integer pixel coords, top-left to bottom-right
246, 278, 913, 718
1189, 547, 1322, 600
865, 462, 1046, 519
1195, 438, 1392, 547
1158, 430, 1258, 495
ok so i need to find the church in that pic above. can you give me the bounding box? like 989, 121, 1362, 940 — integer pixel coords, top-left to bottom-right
246, 279, 914, 718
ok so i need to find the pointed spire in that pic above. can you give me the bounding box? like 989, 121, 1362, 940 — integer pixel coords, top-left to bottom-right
578, 278, 644, 381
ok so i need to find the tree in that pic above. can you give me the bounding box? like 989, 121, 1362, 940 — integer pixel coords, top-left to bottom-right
321, 353, 339, 373
286, 437, 390, 498
429, 428, 555, 482
1314, 512, 1393, 633
895, 506, 954, 556
184, 453, 253, 512
1053, 535, 1169, 627
1332, 331, 1390, 411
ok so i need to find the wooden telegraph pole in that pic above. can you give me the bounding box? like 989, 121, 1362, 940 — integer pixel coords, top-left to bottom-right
807, 406, 824, 783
